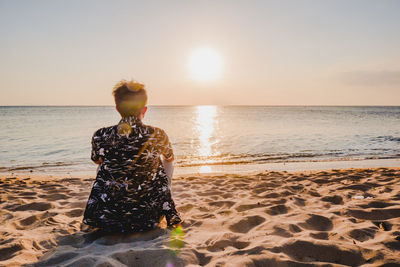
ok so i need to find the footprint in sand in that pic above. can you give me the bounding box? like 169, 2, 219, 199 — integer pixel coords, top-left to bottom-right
64, 208, 84, 218
307, 190, 321, 197
309, 232, 329, 240
273, 240, 365, 266
234, 203, 267, 212
18, 191, 37, 196
259, 192, 280, 199
299, 214, 333, 231
43, 217, 60, 226
229, 215, 266, 233
292, 197, 305, 206
339, 183, 377, 191
289, 224, 302, 233
321, 195, 343, 205
206, 239, 250, 252
271, 226, 293, 238
265, 204, 289, 215
251, 182, 276, 194
357, 201, 396, 209
12, 202, 53, 211
348, 228, 376, 242
372, 221, 392, 231
208, 200, 235, 209
19, 215, 39, 226
271, 198, 287, 205
41, 193, 69, 201
348, 208, 400, 220
0, 243, 24, 261
383, 240, 400, 251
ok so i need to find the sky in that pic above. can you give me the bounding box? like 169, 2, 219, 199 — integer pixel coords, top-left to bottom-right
0, 0, 399, 105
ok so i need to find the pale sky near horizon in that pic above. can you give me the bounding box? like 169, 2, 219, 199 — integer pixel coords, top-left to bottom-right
0, 0, 399, 105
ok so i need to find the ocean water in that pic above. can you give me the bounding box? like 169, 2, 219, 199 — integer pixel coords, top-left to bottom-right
0, 106, 399, 175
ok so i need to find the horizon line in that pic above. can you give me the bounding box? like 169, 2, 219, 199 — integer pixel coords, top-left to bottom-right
1, 104, 399, 107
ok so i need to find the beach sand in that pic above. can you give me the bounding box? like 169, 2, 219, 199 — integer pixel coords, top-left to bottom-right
1, 167, 400, 266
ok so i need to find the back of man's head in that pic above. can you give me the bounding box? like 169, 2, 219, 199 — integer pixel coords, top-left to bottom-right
113, 80, 148, 117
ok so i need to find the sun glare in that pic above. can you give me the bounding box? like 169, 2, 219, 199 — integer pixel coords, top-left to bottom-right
188, 47, 222, 82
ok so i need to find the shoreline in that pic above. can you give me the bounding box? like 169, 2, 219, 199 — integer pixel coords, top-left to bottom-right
1, 158, 399, 180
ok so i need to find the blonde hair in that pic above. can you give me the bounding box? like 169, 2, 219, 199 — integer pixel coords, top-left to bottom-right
112, 80, 147, 117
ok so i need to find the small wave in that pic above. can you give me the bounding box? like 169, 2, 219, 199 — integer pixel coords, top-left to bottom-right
373, 136, 400, 142
177, 152, 400, 167
178, 155, 400, 167
365, 156, 400, 160
41, 161, 72, 166
43, 149, 68, 156
2, 162, 76, 172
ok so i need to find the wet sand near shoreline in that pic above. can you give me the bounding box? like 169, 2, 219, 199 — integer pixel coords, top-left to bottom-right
1, 167, 400, 266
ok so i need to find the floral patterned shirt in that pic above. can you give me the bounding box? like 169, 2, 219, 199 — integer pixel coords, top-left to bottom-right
83, 115, 181, 232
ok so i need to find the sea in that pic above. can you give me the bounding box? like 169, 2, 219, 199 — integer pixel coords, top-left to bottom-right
1, 106, 399, 176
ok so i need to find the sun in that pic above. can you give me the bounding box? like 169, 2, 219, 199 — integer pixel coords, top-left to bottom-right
188, 47, 223, 82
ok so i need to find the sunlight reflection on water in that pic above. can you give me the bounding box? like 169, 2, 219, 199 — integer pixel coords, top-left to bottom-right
195, 106, 219, 172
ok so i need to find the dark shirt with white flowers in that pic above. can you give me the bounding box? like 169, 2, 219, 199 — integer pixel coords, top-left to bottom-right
83, 115, 181, 232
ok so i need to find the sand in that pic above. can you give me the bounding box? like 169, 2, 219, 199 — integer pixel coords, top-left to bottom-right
1, 167, 400, 266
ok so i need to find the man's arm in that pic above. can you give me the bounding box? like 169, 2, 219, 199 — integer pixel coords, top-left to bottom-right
160, 154, 174, 187
91, 129, 104, 164
158, 128, 174, 186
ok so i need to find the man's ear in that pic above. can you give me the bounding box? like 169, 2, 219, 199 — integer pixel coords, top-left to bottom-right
138, 106, 147, 120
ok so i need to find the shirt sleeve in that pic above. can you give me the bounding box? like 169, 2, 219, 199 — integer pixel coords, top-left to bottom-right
91, 129, 103, 162
159, 129, 174, 160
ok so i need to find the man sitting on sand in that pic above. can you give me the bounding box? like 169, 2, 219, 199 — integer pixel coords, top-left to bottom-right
83, 80, 182, 232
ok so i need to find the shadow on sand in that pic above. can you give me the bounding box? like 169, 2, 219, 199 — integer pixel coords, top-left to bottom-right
28, 226, 186, 267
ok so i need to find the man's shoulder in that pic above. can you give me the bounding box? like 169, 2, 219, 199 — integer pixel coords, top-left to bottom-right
142, 124, 168, 137
93, 125, 118, 138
